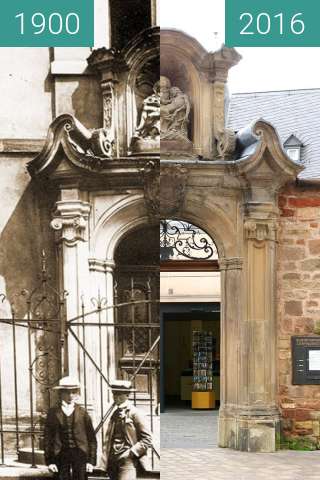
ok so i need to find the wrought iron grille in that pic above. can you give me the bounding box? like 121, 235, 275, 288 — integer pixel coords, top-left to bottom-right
160, 219, 217, 261
0, 255, 160, 475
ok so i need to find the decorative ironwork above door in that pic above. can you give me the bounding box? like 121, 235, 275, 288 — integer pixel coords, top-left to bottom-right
160, 219, 218, 261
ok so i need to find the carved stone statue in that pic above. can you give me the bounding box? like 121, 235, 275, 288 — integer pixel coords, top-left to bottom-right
160, 76, 190, 142
134, 82, 160, 140
131, 82, 160, 154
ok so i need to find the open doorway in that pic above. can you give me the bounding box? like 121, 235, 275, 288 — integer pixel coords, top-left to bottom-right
160, 219, 220, 414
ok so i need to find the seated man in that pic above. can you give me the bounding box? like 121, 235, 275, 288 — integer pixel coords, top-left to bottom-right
101, 380, 152, 480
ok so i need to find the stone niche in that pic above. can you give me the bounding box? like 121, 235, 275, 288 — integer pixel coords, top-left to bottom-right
88, 26, 160, 157
160, 29, 241, 159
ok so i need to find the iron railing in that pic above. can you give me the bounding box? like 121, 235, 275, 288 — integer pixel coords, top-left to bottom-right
0, 258, 160, 473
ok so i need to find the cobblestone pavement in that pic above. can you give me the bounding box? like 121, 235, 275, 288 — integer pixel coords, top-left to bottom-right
161, 407, 218, 448
161, 448, 320, 480
161, 408, 320, 480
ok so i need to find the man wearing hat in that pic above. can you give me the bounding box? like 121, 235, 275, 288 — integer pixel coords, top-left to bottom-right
44, 376, 97, 480
101, 380, 152, 480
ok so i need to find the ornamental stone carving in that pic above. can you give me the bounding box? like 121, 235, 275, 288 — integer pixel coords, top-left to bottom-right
160, 76, 190, 142
244, 219, 277, 242
140, 160, 160, 221
160, 164, 188, 216
219, 257, 243, 271
51, 200, 91, 246
131, 81, 160, 154
65, 120, 113, 159
101, 81, 116, 157
216, 128, 237, 160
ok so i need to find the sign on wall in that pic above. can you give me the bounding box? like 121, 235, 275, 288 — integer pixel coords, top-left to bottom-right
292, 336, 320, 385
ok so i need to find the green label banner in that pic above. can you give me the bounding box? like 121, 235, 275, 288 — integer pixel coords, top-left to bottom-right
226, 0, 319, 47
0, 0, 94, 47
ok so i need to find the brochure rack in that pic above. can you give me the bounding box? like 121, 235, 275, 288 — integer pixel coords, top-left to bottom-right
192, 330, 215, 409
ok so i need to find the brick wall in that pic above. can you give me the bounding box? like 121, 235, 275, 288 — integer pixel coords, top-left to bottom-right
278, 181, 320, 447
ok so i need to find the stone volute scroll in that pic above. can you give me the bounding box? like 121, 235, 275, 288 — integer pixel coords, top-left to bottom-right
51, 200, 91, 247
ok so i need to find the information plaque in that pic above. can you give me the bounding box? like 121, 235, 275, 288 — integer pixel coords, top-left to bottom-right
292, 336, 320, 385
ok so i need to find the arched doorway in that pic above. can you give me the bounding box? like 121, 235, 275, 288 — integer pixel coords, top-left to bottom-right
160, 219, 220, 418
113, 224, 159, 400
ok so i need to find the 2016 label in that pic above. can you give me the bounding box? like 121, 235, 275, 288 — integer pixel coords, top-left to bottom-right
240, 12, 305, 36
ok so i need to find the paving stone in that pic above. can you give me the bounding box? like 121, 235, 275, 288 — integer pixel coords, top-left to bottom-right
161, 408, 320, 479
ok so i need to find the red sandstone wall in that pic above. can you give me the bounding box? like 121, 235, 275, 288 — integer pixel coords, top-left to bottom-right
278, 181, 320, 447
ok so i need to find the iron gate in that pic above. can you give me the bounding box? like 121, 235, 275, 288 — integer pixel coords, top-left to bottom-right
0, 256, 160, 473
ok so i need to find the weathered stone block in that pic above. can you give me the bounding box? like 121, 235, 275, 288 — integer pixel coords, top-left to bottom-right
282, 247, 305, 260
279, 350, 291, 360
278, 358, 290, 374
285, 301, 303, 316
278, 195, 287, 208
301, 258, 320, 271
280, 208, 295, 217
282, 272, 300, 280
297, 207, 320, 220
282, 261, 297, 271
294, 420, 313, 432
288, 197, 320, 208
309, 240, 320, 255
285, 290, 308, 300
278, 337, 290, 349
310, 411, 320, 420
307, 301, 319, 307
282, 318, 293, 333
281, 409, 296, 419
295, 409, 311, 421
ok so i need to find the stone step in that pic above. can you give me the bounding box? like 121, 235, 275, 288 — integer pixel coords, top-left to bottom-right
16, 450, 159, 478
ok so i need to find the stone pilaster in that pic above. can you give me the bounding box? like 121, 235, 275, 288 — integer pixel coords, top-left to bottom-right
218, 207, 281, 452
51, 195, 91, 378
218, 257, 243, 449
237, 207, 280, 452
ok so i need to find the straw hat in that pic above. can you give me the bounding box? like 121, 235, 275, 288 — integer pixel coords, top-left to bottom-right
53, 376, 81, 390
110, 380, 136, 393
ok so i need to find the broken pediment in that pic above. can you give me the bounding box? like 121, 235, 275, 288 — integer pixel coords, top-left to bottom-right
235, 119, 304, 201
27, 114, 116, 178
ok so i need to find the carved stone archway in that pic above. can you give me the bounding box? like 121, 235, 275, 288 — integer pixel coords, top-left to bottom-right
160, 114, 302, 451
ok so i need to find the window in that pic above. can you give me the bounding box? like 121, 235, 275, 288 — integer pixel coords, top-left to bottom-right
110, 0, 152, 50
283, 134, 303, 163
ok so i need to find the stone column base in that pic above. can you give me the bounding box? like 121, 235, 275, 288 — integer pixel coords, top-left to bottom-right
218, 408, 281, 452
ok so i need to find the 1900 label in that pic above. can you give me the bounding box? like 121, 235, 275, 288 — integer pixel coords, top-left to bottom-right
0, 0, 93, 47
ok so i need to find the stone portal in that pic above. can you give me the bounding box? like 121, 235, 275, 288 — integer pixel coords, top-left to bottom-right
160, 29, 302, 452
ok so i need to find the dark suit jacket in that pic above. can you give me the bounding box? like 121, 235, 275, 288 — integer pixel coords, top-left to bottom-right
44, 405, 97, 466
101, 402, 152, 471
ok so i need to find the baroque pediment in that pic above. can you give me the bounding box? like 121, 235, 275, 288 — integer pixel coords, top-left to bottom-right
236, 119, 304, 180
27, 114, 116, 177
